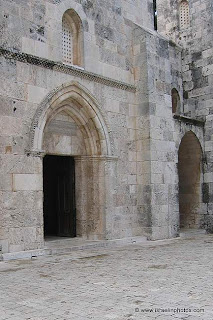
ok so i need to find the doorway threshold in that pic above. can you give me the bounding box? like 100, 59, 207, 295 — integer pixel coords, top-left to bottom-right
179, 228, 206, 239
44, 236, 147, 256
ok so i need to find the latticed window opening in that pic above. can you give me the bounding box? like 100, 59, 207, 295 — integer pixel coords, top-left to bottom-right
179, 1, 190, 29
62, 16, 73, 65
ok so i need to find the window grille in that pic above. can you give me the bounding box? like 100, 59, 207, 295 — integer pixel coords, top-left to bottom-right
179, 1, 190, 29
62, 16, 73, 65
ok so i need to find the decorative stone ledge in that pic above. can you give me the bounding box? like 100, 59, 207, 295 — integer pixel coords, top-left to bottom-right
0, 47, 136, 93
75, 155, 118, 162
25, 150, 46, 158
25, 150, 118, 160
173, 114, 205, 127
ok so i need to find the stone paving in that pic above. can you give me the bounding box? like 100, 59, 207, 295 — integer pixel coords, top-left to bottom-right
0, 234, 213, 320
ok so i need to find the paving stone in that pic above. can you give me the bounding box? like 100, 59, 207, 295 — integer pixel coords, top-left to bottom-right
0, 235, 213, 319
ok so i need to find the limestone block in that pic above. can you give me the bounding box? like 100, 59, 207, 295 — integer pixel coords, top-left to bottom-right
168, 225, 179, 238
44, 133, 72, 155
35, 41, 49, 59
183, 70, 192, 82
129, 161, 137, 174
22, 37, 36, 56
129, 184, 137, 194
16, 62, 35, 85
2, 190, 43, 225
0, 77, 27, 101
189, 86, 212, 98
0, 240, 9, 253
202, 64, 213, 77
151, 184, 168, 206
127, 117, 136, 129
152, 204, 169, 226
151, 226, 169, 240
48, 44, 61, 61
1, 155, 42, 174
9, 227, 24, 246
9, 244, 25, 253
0, 116, 23, 137
105, 99, 120, 113
133, 44, 140, 56
13, 174, 42, 191
151, 161, 164, 174
164, 163, 177, 184
128, 174, 137, 184
23, 227, 37, 247
205, 141, 213, 152
27, 85, 48, 104
204, 173, 213, 183
46, 2, 58, 20
0, 174, 12, 191
203, 48, 213, 59
151, 173, 164, 184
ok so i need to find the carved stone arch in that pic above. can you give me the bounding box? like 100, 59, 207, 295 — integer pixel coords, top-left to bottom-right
29, 82, 117, 240
56, 0, 88, 29
177, 129, 204, 154
171, 87, 181, 114
29, 81, 115, 156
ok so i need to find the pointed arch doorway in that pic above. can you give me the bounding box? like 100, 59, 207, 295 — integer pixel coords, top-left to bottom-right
29, 82, 116, 241
178, 131, 203, 229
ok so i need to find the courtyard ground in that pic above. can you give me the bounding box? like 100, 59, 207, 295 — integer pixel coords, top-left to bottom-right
0, 232, 213, 320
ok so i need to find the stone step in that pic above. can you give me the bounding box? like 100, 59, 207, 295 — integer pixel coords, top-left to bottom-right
43, 236, 148, 256
180, 229, 207, 238
2, 236, 147, 261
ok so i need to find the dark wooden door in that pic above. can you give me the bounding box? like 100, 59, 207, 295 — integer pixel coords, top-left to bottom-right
43, 155, 76, 237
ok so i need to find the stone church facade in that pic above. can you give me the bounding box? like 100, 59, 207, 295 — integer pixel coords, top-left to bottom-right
0, 0, 212, 255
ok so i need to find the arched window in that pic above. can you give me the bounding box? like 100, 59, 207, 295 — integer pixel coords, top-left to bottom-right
62, 9, 83, 67
179, 0, 190, 30
171, 88, 180, 114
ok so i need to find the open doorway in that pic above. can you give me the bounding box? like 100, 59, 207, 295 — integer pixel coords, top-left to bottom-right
178, 131, 202, 229
43, 155, 76, 237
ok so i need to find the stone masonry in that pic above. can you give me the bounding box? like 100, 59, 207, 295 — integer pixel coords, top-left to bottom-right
0, 0, 212, 255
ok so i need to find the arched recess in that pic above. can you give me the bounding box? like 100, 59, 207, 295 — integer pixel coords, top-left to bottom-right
171, 88, 180, 114
62, 9, 84, 67
178, 131, 203, 229
29, 82, 115, 240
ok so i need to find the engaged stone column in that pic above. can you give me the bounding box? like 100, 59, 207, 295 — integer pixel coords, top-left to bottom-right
75, 156, 117, 240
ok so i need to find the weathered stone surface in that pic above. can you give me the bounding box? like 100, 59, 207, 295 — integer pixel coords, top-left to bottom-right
1, 235, 213, 318
0, 0, 212, 254
13, 174, 43, 191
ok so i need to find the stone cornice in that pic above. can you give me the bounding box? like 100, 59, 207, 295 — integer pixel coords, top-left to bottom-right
0, 47, 136, 93
25, 150, 118, 161
74, 155, 118, 161
25, 150, 46, 158
173, 114, 205, 127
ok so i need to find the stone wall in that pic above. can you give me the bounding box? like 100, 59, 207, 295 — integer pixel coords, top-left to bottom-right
157, 0, 213, 231
0, 0, 154, 82
132, 24, 185, 239
0, 0, 211, 254
0, 0, 159, 253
